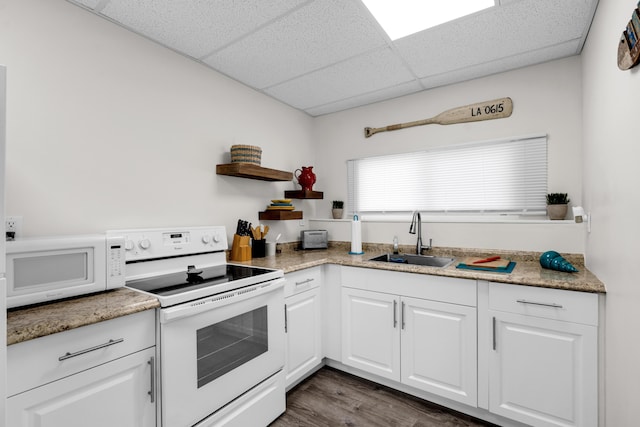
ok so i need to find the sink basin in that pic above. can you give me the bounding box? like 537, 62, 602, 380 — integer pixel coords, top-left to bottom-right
369, 253, 456, 268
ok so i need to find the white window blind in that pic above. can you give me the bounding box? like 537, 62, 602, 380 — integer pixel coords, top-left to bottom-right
347, 134, 547, 214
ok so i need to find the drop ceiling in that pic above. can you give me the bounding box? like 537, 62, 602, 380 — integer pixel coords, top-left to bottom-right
67, 0, 599, 117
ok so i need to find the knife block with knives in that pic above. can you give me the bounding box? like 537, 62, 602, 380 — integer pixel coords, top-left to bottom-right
231, 219, 270, 261
231, 234, 251, 261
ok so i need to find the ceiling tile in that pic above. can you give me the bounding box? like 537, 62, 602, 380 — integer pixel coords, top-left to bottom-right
70, 0, 102, 8
65, 0, 599, 116
305, 80, 424, 116
99, 0, 307, 58
202, 0, 388, 89
395, 0, 595, 78
265, 48, 416, 110
418, 40, 582, 89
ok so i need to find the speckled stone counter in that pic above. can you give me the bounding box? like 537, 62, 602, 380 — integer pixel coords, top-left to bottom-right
237, 242, 606, 294
8, 242, 605, 346
7, 288, 160, 346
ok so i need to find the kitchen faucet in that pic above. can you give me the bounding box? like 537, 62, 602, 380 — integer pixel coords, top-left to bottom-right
409, 211, 432, 254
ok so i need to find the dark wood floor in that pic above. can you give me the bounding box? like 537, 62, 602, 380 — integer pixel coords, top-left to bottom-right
271, 367, 498, 427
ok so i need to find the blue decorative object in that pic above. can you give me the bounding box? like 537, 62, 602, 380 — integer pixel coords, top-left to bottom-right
539, 251, 578, 273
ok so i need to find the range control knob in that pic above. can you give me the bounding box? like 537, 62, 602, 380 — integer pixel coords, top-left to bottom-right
139, 238, 151, 250
124, 240, 135, 251
212, 234, 221, 243
201, 235, 211, 244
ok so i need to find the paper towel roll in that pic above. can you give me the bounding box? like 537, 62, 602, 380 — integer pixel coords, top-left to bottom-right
349, 214, 364, 254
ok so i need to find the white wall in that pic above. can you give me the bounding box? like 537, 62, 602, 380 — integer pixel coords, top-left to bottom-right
0, 0, 315, 242
312, 57, 586, 252
0, 0, 588, 253
582, 0, 640, 425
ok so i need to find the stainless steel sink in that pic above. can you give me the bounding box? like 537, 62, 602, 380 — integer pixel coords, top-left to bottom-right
369, 253, 456, 268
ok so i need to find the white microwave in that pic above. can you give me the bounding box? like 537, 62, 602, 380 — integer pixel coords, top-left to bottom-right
6, 234, 126, 308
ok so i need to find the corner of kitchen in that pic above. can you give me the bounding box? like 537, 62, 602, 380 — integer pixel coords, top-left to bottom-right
1, 0, 638, 426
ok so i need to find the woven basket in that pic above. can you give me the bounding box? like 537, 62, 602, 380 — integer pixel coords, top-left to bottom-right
230, 145, 262, 165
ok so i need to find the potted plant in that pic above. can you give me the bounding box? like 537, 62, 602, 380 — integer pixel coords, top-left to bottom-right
332, 200, 344, 219
546, 193, 570, 220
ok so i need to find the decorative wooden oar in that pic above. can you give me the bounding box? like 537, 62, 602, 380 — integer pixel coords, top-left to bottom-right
364, 97, 513, 138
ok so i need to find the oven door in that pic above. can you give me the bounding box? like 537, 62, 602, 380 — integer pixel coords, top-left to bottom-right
159, 279, 284, 427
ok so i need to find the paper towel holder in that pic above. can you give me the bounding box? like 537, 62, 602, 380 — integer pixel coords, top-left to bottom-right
349, 214, 365, 255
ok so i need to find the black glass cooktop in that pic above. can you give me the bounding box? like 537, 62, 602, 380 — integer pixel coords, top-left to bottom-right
126, 264, 275, 297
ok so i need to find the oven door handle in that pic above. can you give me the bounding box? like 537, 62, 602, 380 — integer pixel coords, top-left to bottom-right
160, 278, 285, 323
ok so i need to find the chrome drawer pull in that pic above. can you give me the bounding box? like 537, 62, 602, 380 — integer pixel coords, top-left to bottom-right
516, 299, 563, 309
295, 278, 315, 286
58, 338, 124, 361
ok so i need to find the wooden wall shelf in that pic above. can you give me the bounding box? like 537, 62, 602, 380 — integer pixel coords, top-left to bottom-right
216, 163, 293, 181
259, 210, 303, 221
284, 190, 324, 199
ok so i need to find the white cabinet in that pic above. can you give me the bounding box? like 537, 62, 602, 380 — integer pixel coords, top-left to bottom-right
341, 287, 400, 381
341, 267, 477, 406
284, 267, 323, 388
487, 282, 598, 427
7, 310, 156, 427
401, 296, 477, 406
7, 347, 155, 427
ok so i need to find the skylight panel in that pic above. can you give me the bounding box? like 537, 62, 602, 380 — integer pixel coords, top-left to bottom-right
362, 0, 495, 40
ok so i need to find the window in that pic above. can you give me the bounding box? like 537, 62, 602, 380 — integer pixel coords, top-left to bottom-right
347, 134, 547, 216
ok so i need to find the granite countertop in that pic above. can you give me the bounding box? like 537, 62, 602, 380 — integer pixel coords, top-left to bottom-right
241, 242, 606, 294
7, 242, 605, 346
7, 287, 160, 346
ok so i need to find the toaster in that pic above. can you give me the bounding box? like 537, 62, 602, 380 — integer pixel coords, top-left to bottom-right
301, 230, 328, 249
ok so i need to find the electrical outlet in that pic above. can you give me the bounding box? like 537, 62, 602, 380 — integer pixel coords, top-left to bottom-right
6, 216, 23, 240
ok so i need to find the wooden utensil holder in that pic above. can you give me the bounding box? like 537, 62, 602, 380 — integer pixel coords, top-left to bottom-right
231, 234, 252, 261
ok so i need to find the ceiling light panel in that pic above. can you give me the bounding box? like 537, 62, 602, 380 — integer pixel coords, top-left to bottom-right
99, 0, 307, 58
362, 0, 495, 40
203, 0, 388, 89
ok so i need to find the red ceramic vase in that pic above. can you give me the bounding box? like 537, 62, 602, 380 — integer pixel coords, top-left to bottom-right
295, 166, 316, 191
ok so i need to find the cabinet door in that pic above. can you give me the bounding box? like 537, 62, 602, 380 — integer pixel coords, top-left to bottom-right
7, 347, 156, 427
341, 287, 400, 381
401, 296, 477, 406
489, 311, 597, 427
285, 286, 322, 388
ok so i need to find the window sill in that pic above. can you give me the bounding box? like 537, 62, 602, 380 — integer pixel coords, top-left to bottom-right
309, 217, 580, 225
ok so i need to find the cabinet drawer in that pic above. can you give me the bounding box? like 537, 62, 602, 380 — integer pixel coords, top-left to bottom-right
284, 267, 321, 297
489, 282, 598, 325
342, 266, 476, 307
8, 309, 155, 397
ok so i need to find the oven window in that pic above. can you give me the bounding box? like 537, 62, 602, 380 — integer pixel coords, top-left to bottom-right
196, 306, 268, 388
